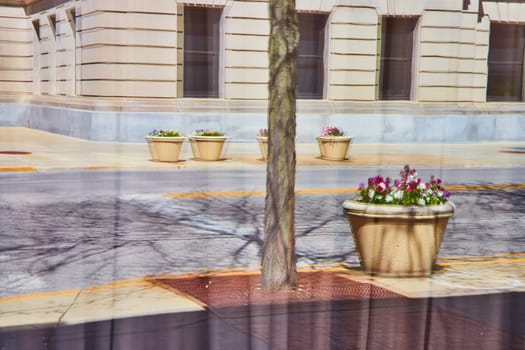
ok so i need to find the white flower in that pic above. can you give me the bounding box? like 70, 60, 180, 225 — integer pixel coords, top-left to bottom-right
368, 189, 375, 199
418, 198, 426, 206
393, 190, 404, 200
437, 191, 443, 197
418, 183, 427, 190
385, 194, 393, 203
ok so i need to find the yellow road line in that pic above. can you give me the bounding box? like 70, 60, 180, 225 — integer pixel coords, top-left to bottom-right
0, 288, 80, 304
447, 184, 525, 191
166, 191, 266, 199
439, 252, 525, 260
151, 263, 349, 281
295, 188, 358, 195
0, 278, 148, 304
0, 166, 36, 172
165, 184, 525, 199
83, 277, 149, 293
80, 166, 126, 171
438, 257, 525, 267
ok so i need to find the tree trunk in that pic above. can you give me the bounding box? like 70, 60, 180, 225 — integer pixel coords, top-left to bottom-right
261, 0, 299, 290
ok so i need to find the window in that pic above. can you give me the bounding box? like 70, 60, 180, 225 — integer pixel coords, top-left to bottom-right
183, 6, 221, 98
487, 23, 525, 102
379, 17, 418, 100
297, 13, 327, 99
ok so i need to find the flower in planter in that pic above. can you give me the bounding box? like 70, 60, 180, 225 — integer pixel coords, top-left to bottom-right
193, 129, 225, 137
356, 164, 451, 206
321, 126, 344, 137
148, 129, 182, 137
258, 128, 268, 137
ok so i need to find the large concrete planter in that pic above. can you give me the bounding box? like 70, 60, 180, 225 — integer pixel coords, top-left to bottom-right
145, 136, 185, 162
316, 136, 352, 160
342, 200, 455, 276
256, 136, 268, 160
189, 136, 228, 161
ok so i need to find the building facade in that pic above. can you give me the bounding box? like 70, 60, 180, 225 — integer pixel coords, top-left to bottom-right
0, 0, 524, 142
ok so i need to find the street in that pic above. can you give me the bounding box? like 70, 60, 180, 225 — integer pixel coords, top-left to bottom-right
0, 167, 524, 297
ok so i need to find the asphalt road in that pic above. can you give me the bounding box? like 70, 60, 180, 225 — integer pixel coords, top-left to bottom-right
0, 166, 524, 199
0, 167, 524, 297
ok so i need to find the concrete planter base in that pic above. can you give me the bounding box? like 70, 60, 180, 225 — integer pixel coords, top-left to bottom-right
145, 136, 185, 162
256, 136, 268, 160
342, 200, 455, 277
316, 136, 352, 160
189, 136, 228, 161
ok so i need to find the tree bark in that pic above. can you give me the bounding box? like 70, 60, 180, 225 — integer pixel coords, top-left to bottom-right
261, 0, 299, 290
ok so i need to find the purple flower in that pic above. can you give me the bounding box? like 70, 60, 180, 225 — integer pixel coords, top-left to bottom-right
321, 126, 344, 136
355, 165, 451, 206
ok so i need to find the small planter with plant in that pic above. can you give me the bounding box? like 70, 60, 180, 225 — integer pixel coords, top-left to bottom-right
145, 129, 185, 162
342, 165, 455, 276
256, 128, 268, 160
188, 129, 229, 161
316, 126, 352, 161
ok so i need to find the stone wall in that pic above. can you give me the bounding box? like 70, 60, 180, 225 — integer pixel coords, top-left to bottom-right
1, 0, 525, 143
76, 0, 180, 98
2, 100, 524, 143
0, 6, 32, 95
0, 0, 501, 102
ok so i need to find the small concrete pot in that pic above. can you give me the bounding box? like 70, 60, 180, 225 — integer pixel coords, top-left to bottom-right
189, 135, 228, 161
316, 136, 352, 161
256, 136, 268, 160
145, 136, 185, 162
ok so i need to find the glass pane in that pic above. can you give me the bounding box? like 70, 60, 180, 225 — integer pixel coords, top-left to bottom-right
487, 24, 525, 101
488, 24, 524, 63
380, 60, 411, 100
183, 6, 221, 98
297, 56, 322, 98
184, 7, 220, 52
298, 14, 326, 55
184, 53, 218, 98
487, 63, 523, 101
297, 14, 327, 99
382, 18, 417, 59
380, 17, 417, 100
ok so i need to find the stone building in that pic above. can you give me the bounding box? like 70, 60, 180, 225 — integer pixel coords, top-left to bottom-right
0, 0, 524, 142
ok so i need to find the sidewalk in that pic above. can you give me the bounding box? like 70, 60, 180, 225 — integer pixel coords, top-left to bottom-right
1, 127, 525, 172
1, 258, 525, 349
1, 126, 525, 348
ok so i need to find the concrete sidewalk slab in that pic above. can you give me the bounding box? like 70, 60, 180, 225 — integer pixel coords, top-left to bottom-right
0, 289, 79, 328
1, 127, 525, 172
0, 279, 203, 329
344, 260, 525, 299
60, 279, 204, 326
